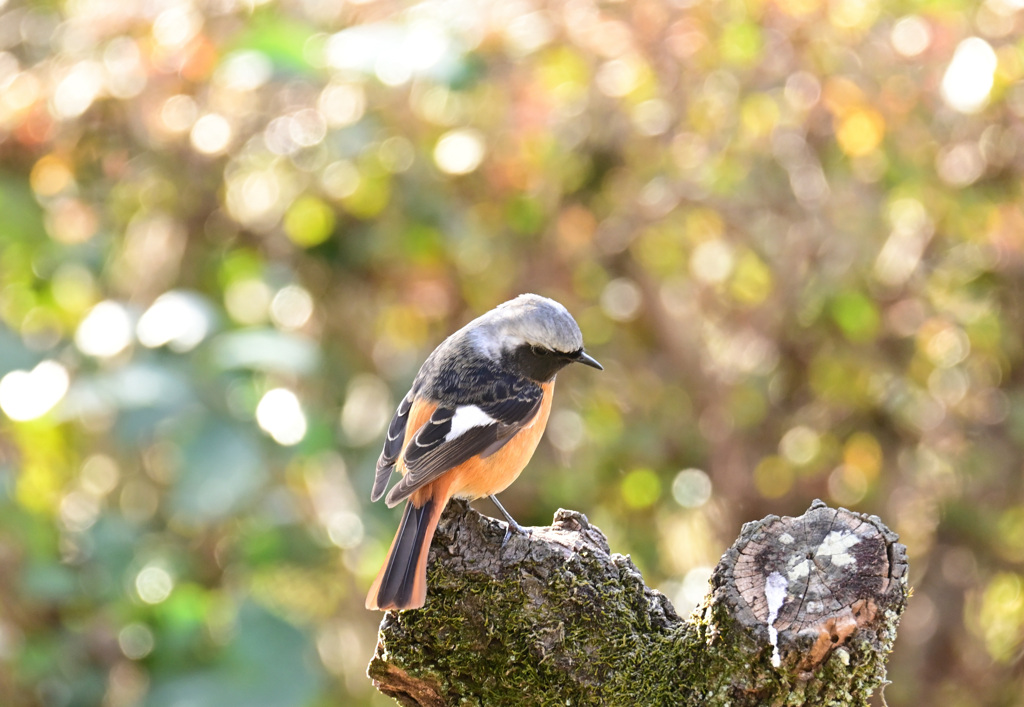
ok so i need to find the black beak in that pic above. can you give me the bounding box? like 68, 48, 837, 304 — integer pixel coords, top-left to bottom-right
575, 350, 603, 370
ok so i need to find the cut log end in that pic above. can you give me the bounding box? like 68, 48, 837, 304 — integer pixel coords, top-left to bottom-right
712, 499, 909, 675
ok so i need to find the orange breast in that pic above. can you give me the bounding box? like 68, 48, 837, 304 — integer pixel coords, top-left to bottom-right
448, 379, 555, 500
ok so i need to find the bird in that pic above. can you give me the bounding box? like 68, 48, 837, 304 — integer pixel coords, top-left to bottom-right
365, 293, 602, 611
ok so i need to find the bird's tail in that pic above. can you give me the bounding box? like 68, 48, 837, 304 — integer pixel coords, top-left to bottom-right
365, 496, 445, 611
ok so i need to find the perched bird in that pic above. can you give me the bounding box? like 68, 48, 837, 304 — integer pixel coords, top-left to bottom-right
366, 294, 602, 611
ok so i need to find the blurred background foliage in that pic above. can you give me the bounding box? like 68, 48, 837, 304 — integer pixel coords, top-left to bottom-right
0, 0, 1023, 704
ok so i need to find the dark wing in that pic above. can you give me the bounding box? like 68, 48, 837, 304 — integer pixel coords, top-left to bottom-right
383, 379, 544, 507
371, 390, 413, 502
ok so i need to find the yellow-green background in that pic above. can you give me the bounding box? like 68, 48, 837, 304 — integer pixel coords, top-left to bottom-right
1, 0, 1022, 704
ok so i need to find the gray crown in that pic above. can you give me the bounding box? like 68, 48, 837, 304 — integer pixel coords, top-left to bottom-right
468, 294, 584, 358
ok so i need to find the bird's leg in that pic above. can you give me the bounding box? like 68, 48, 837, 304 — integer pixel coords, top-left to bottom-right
488, 495, 531, 547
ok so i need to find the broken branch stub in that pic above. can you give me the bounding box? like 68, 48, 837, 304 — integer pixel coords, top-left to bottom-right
712, 498, 909, 676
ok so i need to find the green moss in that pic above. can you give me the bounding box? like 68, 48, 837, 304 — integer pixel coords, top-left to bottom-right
375, 548, 702, 705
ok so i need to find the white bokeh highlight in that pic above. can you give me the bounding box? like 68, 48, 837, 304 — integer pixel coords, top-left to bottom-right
0, 361, 70, 421
941, 38, 997, 114
76, 301, 133, 358
434, 129, 485, 175
256, 388, 308, 446
135, 565, 174, 604
136, 291, 212, 352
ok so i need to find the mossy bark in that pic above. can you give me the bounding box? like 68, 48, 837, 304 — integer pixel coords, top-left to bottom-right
367, 500, 908, 706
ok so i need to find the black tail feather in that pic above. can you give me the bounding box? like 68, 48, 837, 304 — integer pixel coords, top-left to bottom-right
375, 498, 435, 609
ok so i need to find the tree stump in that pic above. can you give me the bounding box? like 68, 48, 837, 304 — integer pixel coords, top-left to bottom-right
367, 499, 908, 706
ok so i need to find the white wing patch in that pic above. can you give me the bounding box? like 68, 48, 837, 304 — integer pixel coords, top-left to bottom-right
445, 405, 496, 442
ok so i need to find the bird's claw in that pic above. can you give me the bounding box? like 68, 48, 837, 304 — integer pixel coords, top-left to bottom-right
501, 520, 532, 548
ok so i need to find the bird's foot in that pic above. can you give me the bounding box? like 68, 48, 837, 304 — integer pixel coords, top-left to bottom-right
501, 518, 532, 548
489, 494, 532, 547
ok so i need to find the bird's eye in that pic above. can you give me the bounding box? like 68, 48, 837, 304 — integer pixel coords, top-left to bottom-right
531, 345, 548, 356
